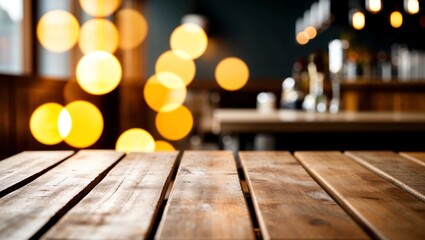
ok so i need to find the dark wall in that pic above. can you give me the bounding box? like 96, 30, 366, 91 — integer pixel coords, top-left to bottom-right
145, 0, 425, 81
145, 0, 340, 80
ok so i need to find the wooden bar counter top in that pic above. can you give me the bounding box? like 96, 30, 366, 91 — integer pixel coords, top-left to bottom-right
212, 109, 425, 134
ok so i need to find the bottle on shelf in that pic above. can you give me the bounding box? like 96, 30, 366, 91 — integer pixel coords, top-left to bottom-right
302, 51, 328, 112
328, 39, 347, 113
280, 58, 307, 109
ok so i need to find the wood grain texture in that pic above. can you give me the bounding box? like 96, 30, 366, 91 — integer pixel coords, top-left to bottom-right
240, 151, 368, 240
399, 152, 425, 167
155, 151, 255, 240
346, 151, 425, 202
0, 150, 123, 239
43, 152, 179, 240
295, 151, 425, 239
0, 151, 74, 197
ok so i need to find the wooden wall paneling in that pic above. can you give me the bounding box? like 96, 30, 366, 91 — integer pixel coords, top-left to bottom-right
0, 77, 11, 159
341, 80, 425, 112
63, 80, 120, 149
118, 84, 148, 135
13, 77, 67, 152
400, 92, 425, 111
371, 92, 394, 111
341, 91, 360, 111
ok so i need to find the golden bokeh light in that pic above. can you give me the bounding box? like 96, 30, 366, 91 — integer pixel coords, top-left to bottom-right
30, 103, 64, 145
352, 11, 366, 30
76, 51, 122, 95
79, 18, 119, 54
406, 0, 419, 14
143, 73, 187, 112
116, 8, 148, 50
170, 23, 208, 59
156, 106, 193, 141
215, 57, 249, 91
155, 140, 175, 151
304, 26, 317, 39
296, 32, 309, 45
390, 11, 403, 28
116, 128, 155, 153
58, 108, 72, 139
155, 50, 196, 86
366, 0, 381, 13
64, 100, 103, 148
36, 10, 79, 53
79, 0, 122, 17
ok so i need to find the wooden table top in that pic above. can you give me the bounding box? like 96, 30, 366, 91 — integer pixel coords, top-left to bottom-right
1, 150, 425, 239
212, 109, 425, 133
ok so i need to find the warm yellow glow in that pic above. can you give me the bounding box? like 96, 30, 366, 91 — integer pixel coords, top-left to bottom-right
64, 101, 103, 148
36, 10, 79, 53
390, 11, 403, 28
155, 140, 175, 151
157, 72, 186, 89
304, 26, 317, 39
79, 0, 122, 17
406, 0, 419, 14
156, 106, 193, 141
215, 57, 249, 91
296, 32, 309, 45
79, 19, 119, 54
143, 73, 187, 112
352, 11, 366, 30
116, 8, 148, 50
155, 50, 196, 86
366, 0, 382, 13
170, 23, 208, 59
30, 103, 64, 145
76, 51, 122, 95
58, 108, 72, 139
116, 128, 155, 153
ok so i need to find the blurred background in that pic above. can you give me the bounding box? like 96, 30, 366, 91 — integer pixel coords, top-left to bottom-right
1, 0, 425, 158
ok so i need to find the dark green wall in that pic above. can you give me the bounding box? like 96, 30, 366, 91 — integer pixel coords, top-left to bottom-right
145, 0, 340, 80
145, 0, 425, 81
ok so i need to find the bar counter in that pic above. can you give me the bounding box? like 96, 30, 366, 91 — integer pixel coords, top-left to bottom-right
212, 109, 425, 133
1, 150, 424, 239
212, 109, 425, 151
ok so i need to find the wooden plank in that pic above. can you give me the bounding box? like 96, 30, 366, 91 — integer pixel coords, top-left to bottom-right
240, 151, 368, 240
346, 151, 425, 202
295, 151, 425, 239
0, 151, 74, 197
43, 152, 179, 239
399, 152, 425, 167
155, 151, 255, 240
0, 150, 124, 240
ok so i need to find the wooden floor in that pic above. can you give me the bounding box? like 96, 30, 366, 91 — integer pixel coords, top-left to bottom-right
0, 150, 424, 239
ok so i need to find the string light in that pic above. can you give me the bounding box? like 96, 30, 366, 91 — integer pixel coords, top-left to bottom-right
366, 0, 382, 13
351, 9, 365, 30
390, 11, 403, 28
404, 0, 420, 15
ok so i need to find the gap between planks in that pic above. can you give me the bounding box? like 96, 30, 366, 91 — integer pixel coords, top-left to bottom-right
0, 151, 76, 198
294, 151, 425, 239
146, 151, 184, 240
235, 153, 263, 240
32, 151, 126, 239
